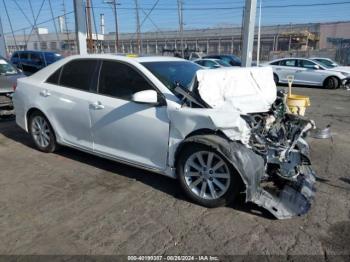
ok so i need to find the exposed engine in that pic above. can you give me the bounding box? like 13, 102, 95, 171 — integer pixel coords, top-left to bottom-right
242, 91, 315, 182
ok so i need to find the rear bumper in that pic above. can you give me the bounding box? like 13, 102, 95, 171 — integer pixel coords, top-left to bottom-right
0, 93, 13, 108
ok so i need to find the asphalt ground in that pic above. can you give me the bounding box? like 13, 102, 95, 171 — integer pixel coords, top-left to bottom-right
0, 86, 349, 258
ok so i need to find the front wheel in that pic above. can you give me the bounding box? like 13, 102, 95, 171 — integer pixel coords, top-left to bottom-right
324, 77, 339, 89
177, 143, 241, 208
29, 111, 57, 153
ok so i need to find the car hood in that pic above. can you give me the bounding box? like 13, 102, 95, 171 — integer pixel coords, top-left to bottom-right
328, 66, 350, 73
196, 66, 276, 114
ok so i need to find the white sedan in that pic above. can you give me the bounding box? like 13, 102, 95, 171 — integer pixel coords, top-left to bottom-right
13, 55, 316, 219
265, 57, 349, 88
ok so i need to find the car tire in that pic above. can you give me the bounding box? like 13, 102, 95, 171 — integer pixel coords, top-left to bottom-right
177, 143, 242, 208
324, 76, 339, 89
28, 111, 57, 153
273, 74, 279, 85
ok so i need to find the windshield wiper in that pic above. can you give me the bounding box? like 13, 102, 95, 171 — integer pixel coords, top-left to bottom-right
173, 81, 210, 108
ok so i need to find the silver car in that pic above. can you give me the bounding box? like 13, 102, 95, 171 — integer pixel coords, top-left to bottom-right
0, 56, 24, 117
193, 58, 231, 69
266, 58, 349, 89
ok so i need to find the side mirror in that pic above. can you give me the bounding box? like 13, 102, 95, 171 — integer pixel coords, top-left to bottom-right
132, 90, 160, 105
212, 64, 220, 69
313, 64, 320, 70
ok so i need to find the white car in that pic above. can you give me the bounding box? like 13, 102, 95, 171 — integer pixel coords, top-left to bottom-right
266, 58, 349, 89
13, 55, 316, 219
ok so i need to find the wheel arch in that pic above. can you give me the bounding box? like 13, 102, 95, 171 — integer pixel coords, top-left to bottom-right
174, 128, 226, 170
26, 107, 58, 140
174, 133, 249, 190
323, 75, 340, 88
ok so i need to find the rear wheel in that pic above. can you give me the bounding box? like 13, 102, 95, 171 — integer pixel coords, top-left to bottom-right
323, 76, 339, 89
177, 143, 241, 208
29, 111, 57, 153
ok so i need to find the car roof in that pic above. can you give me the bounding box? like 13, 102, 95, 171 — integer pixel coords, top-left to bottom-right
270, 57, 316, 62
310, 57, 332, 60
56, 54, 187, 63
13, 50, 61, 55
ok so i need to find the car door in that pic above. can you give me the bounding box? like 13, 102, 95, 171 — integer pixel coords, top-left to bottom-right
90, 60, 170, 170
294, 59, 325, 85
275, 59, 299, 83
40, 59, 99, 150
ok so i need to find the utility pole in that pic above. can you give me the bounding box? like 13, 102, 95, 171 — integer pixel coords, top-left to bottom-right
241, 0, 257, 67
112, 0, 119, 52
177, 0, 184, 58
104, 0, 120, 53
86, 0, 94, 52
256, 0, 262, 66
62, 0, 71, 52
134, 0, 141, 54
73, 0, 87, 54
0, 15, 7, 57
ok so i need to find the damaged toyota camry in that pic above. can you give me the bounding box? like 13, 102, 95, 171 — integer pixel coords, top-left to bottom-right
13, 55, 316, 219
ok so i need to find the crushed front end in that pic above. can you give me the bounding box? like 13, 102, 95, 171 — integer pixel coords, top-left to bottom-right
242, 91, 316, 219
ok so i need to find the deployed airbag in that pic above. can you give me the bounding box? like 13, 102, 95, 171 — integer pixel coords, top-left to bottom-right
196, 67, 277, 113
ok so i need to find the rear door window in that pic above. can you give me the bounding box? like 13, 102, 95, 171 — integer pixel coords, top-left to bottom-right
60, 59, 99, 91
46, 68, 62, 85
280, 59, 297, 67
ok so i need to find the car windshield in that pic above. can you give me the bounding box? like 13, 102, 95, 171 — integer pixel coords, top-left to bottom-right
0, 59, 18, 75
44, 53, 63, 64
141, 61, 201, 94
314, 59, 336, 68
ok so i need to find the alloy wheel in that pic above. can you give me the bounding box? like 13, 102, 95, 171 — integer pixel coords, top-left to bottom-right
184, 151, 230, 200
31, 115, 51, 148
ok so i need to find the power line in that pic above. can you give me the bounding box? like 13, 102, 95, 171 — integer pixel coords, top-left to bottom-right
92, 1, 350, 11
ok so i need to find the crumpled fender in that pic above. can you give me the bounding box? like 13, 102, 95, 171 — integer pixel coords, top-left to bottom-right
178, 134, 265, 202
177, 134, 316, 219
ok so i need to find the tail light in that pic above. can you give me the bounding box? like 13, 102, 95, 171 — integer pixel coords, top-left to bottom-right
13, 82, 17, 92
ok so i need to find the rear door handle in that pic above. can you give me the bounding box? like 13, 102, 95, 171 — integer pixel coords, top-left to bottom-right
90, 101, 105, 110
40, 89, 51, 97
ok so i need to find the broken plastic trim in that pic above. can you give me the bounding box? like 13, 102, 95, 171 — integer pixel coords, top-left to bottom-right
310, 124, 332, 139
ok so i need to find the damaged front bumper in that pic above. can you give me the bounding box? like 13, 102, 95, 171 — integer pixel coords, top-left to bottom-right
251, 165, 316, 219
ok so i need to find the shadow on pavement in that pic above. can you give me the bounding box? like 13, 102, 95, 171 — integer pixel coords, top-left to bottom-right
0, 120, 274, 219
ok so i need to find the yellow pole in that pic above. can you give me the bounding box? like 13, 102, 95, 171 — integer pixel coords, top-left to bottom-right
287, 75, 294, 97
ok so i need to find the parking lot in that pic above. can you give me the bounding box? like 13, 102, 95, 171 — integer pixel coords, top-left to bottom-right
0, 86, 349, 256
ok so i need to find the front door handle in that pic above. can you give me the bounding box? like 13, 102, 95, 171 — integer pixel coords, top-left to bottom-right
40, 89, 51, 97
90, 101, 105, 110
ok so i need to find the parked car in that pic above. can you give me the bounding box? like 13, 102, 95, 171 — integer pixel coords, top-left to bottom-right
193, 58, 231, 69
203, 54, 241, 66
310, 57, 350, 72
13, 55, 316, 219
10, 50, 63, 75
265, 58, 349, 89
0, 56, 24, 117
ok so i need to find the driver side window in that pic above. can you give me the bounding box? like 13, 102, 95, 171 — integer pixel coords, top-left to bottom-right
298, 59, 316, 69
98, 61, 154, 100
